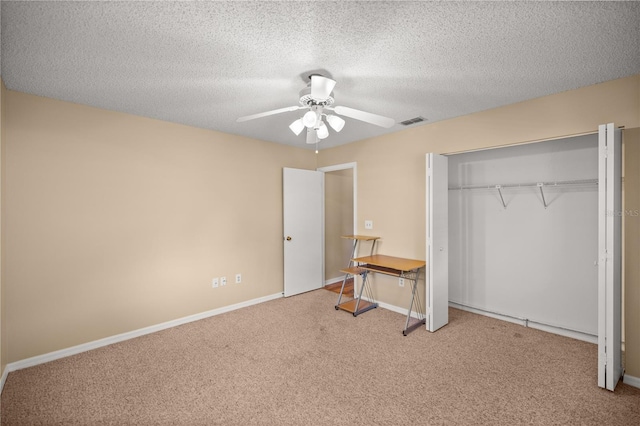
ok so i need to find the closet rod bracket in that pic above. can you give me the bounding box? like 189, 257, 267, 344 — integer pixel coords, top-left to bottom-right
495, 185, 507, 209
537, 183, 548, 208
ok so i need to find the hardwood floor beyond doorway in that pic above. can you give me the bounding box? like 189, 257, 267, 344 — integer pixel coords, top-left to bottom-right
324, 277, 354, 297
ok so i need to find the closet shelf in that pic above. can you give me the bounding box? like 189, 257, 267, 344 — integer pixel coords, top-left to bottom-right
448, 178, 598, 191
449, 178, 598, 209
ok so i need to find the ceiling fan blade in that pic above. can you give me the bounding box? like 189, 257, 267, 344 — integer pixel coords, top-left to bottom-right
311, 75, 336, 100
332, 106, 395, 128
306, 128, 319, 144
237, 106, 302, 122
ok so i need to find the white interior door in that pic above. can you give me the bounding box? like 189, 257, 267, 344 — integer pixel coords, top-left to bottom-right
598, 123, 623, 391
283, 167, 324, 297
426, 153, 449, 332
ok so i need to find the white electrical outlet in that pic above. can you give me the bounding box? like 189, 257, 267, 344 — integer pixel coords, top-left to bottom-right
221, 277, 227, 286
399, 278, 405, 287
235, 273, 242, 284
212, 278, 219, 288
365, 220, 373, 230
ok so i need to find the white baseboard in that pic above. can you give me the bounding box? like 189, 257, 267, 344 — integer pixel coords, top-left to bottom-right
0, 366, 9, 394
360, 296, 422, 320
623, 374, 640, 389
355, 298, 600, 343
2, 292, 283, 385
449, 301, 597, 344
528, 322, 597, 344
324, 275, 346, 286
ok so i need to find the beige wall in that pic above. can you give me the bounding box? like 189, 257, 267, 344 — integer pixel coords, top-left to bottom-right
1, 78, 5, 377
3, 90, 315, 363
324, 168, 354, 281
318, 74, 640, 375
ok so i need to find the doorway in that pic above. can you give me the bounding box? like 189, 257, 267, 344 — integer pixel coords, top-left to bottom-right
318, 163, 357, 293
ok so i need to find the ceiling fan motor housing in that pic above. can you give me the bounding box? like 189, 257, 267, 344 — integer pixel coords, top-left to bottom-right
298, 86, 334, 107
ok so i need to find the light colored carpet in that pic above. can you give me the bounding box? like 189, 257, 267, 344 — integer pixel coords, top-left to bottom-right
2, 289, 639, 425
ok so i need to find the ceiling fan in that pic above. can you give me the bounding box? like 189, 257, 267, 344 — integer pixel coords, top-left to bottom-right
236, 75, 395, 145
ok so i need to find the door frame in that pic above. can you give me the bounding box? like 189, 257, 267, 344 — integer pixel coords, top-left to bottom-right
317, 162, 358, 286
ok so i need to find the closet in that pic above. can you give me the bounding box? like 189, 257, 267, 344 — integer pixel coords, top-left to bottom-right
449, 133, 599, 339
426, 124, 622, 390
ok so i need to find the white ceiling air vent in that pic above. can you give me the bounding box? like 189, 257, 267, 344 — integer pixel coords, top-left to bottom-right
399, 116, 427, 126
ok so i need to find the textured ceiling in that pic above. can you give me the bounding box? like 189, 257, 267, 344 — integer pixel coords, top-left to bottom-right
1, 1, 639, 150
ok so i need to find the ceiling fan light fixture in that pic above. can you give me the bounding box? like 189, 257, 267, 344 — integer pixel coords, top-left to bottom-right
289, 118, 304, 136
326, 114, 345, 132
302, 110, 317, 128
317, 121, 329, 139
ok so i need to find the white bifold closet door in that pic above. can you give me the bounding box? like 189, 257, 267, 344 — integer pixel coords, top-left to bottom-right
426, 153, 449, 332
598, 123, 622, 391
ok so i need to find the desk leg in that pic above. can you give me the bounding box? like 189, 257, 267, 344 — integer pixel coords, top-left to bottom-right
335, 273, 348, 308
353, 270, 367, 315
347, 270, 377, 316
336, 239, 359, 308
335, 266, 377, 317
403, 269, 426, 335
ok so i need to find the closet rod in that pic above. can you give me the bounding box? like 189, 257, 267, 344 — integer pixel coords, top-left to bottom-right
448, 178, 598, 191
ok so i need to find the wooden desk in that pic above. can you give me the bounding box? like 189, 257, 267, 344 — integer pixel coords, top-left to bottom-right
336, 254, 426, 335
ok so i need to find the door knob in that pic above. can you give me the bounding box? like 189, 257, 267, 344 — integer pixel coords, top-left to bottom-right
286, 236, 292, 241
